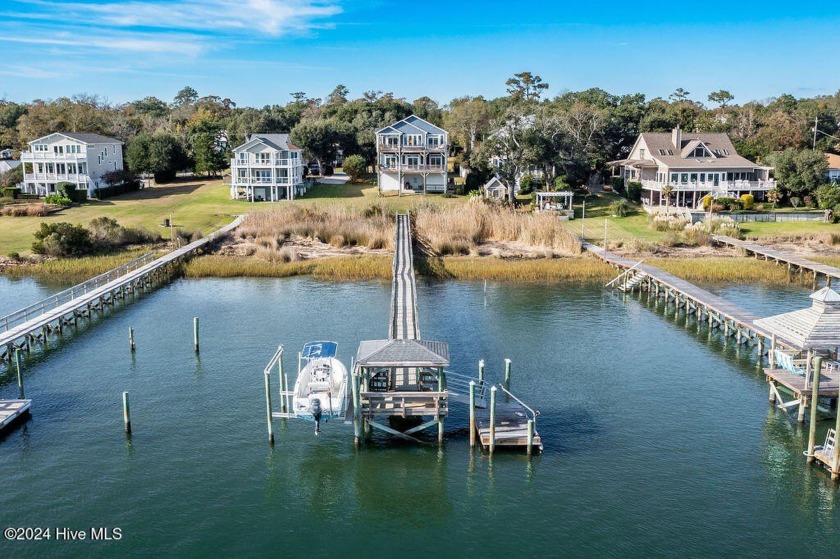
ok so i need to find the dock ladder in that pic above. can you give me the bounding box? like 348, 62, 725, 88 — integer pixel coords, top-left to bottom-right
606, 260, 647, 293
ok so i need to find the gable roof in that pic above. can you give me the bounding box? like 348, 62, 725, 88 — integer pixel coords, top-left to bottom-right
236, 133, 300, 152
826, 153, 840, 170
355, 339, 450, 367
484, 177, 505, 190
637, 131, 760, 169
30, 132, 122, 145
754, 287, 840, 350
376, 114, 446, 135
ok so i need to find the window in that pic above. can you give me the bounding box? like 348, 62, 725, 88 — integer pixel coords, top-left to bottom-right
112, 145, 116, 155
428, 135, 441, 148
658, 149, 666, 155
68, 163, 77, 174
429, 155, 443, 167
237, 153, 247, 163
639, 149, 646, 158
667, 149, 674, 155
699, 173, 705, 183
79, 163, 87, 174
722, 149, 729, 155
680, 173, 689, 183
34, 144, 48, 152
37, 163, 44, 173
691, 146, 706, 157
56, 163, 65, 174
54, 145, 64, 155
237, 169, 246, 179
670, 172, 678, 183
256, 153, 271, 164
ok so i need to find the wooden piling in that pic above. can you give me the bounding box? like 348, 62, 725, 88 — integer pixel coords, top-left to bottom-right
504, 358, 511, 390
832, 380, 840, 480
193, 317, 200, 352
122, 391, 132, 435
489, 386, 497, 454
278, 355, 287, 414
527, 419, 534, 456
352, 372, 361, 448
129, 327, 136, 351
15, 350, 24, 399
469, 380, 476, 448
264, 373, 274, 445
806, 357, 822, 463
478, 359, 485, 383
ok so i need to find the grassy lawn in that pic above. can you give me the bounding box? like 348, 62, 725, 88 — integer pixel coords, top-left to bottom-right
570, 192, 664, 244
0, 175, 469, 256
739, 220, 840, 239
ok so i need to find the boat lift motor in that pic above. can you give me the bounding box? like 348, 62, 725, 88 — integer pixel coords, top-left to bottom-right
310, 398, 322, 435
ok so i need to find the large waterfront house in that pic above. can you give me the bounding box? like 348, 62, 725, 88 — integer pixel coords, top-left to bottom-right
230, 133, 306, 201
376, 115, 448, 194
0, 149, 21, 174
826, 153, 840, 182
610, 127, 775, 208
20, 133, 124, 196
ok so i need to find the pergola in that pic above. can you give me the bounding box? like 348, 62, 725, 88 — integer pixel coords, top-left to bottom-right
535, 191, 574, 214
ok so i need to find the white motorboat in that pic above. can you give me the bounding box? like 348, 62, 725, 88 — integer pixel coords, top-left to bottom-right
292, 341, 348, 434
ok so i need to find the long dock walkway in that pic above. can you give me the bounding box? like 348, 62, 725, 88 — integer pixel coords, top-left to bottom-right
1, 216, 242, 362
389, 213, 419, 340
587, 242, 785, 349
713, 235, 840, 285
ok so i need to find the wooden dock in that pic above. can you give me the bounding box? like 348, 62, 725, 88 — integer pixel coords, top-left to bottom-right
713, 235, 840, 285
475, 393, 542, 451
0, 399, 31, 433
0, 216, 242, 364
588, 242, 782, 352
389, 213, 419, 340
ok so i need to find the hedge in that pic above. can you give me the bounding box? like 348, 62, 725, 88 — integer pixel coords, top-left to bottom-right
94, 180, 141, 199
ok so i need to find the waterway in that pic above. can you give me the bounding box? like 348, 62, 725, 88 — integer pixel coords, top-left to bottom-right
0, 276, 837, 558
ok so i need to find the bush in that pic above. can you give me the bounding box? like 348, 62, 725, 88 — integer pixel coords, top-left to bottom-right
740, 193, 755, 210
342, 154, 366, 183
2, 187, 21, 199
94, 180, 141, 199
610, 176, 625, 193
32, 222, 93, 257
803, 195, 814, 209
519, 173, 533, 194
789, 196, 801, 209
610, 199, 631, 217
44, 194, 72, 206
56, 182, 87, 203
554, 175, 571, 191
626, 181, 642, 203
815, 184, 840, 210
701, 193, 714, 211
1, 203, 47, 217
88, 216, 161, 247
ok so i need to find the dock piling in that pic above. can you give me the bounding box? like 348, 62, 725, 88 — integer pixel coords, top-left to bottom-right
504, 358, 511, 390
193, 317, 200, 352
264, 373, 274, 445
278, 355, 287, 414
352, 372, 361, 448
527, 419, 534, 456
489, 386, 497, 454
478, 359, 485, 383
15, 350, 24, 399
469, 380, 476, 448
806, 357, 822, 463
122, 391, 132, 435
129, 327, 136, 351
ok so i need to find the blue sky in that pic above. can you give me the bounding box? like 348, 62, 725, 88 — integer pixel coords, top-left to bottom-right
1, 0, 839, 107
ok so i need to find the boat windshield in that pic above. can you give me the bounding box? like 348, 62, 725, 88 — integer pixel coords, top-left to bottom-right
301, 341, 338, 360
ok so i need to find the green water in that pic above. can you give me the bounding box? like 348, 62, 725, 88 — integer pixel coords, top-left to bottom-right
0, 277, 838, 558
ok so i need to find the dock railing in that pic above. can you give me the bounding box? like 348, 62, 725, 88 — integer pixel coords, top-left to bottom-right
445, 370, 487, 402
497, 383, 540, 430
605, 259, 644, 288
0, 251, 157, 333
264, 344, 295, 420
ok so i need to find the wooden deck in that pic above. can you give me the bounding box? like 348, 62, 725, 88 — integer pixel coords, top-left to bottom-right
0, 399, 31, 433
1, 216, 242, 362
765, 367, 840, 397
713, 235, 840, 283
475, 400, 541, 449
587, 242, 776, 343
389, 214, 419, 340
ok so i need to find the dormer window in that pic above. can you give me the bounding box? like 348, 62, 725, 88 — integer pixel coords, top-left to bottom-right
722, 149, 729, 155
691, 146, 707, 157
667, 150, 674, 155
658, 149, 666, 155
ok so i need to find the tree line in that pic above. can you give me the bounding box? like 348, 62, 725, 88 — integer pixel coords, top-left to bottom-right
1, 74, 838, 199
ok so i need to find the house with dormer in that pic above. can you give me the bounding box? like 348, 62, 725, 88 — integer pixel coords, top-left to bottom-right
609, 127, 775, 208
229, 133, 306, 201
376, 115, 448, 195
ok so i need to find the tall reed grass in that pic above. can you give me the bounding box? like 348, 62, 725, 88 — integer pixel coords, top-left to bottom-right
183, 255, 393, 281
2, 249, 151, 283
651, 257, 795, 285
414, 198, 582, 255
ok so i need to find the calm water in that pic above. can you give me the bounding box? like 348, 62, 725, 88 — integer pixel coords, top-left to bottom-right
0, 275, 838, 558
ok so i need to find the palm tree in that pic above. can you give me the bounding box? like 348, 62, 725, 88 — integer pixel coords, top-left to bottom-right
661, 185, 674, 208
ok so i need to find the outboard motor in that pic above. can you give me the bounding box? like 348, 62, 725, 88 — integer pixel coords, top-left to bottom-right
310, 398, 322, 435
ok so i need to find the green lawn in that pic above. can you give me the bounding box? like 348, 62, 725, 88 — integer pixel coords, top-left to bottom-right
0, 176, 468, 256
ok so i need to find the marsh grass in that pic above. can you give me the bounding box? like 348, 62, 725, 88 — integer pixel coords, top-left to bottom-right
414, 198, 582, 255
650, 257, 797, 285
183, 255, 393, 281
2, 248, 152, 283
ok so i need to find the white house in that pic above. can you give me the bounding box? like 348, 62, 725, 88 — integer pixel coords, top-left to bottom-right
0, 149, 21, 174
609, 126, 776, 208
376, 115, 448, 194
20, 132, 124, 197
826, 153, 840, 182
230, 133, 306, 201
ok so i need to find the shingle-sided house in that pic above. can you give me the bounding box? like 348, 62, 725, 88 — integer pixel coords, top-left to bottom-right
376, 115, 448, 195
20, 132, 124, 197
610, 126, 776, 208
229, 133, 306, 201
826, 153, 840, 182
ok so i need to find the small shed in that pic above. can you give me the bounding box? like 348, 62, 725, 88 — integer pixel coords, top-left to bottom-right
483, 177, 509, 200
535, 191, 575, 219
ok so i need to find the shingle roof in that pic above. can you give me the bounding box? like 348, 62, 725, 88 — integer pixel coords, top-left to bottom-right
754, 287, 840, 350
826, 153, 840, 170
376, 115, 445, 135
59, 132, 122, 144
244, 133, 300, 151
356, 339, 450, 367
640, 132, 760, 169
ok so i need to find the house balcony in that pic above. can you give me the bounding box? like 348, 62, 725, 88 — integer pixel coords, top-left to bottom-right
231, 158, 296, 167
640, 179, 776, 192
377, 143, 446, 153
21, 152, 86, 161
24, 173, 91, 184
379, 164, 447, 173
233, 176, 297, 186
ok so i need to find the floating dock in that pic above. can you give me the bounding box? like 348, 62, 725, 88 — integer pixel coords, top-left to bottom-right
0, 399, 31, 433
713, 234, 840, 286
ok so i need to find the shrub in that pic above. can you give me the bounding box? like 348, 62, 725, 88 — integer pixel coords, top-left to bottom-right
55, 182, 87, 203
8, 251, 20, 260
519, 173, 533, 194
816, 184, 840, 210
650, 213, 689, 232
554, 175, 570, 191
803, 195, 814, 209
94, 180, 140, 199
2, 187, 21, 199
789, 196, 801, 209
88, 216, 161, 247
715, 197, 741, 211
834, 203, 840, 223
610, 199, 631, 217
610, 176, 625, 193
1, 203, 47, 217
701, 193, 714, 211
32, 222, 93, 256
626, 181, 642, 203
44, 194, 72, 206
342, 154, 366, 183
739, 193, 755, 210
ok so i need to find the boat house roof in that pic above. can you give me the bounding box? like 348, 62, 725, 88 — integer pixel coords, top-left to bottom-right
754, 287, 840, 350
355, 339, 450, 368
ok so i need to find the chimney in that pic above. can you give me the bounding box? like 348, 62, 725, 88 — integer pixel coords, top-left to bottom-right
671, 126, 682, 150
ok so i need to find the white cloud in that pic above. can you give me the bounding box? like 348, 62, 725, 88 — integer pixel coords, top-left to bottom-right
23, 0, 342, 37
0, 32, 205, 57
